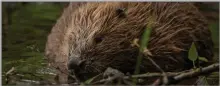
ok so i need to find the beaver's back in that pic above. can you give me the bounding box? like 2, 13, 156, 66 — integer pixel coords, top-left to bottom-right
144, 3, 214, 71
67, 2, 214, 72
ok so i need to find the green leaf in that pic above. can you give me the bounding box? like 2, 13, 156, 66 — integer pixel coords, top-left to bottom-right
188, 42, 198, 61
198, 57, 209, 62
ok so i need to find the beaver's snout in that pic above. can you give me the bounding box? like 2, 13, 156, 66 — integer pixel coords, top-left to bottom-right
68, 57, 97, 81
68, 57, 86, 71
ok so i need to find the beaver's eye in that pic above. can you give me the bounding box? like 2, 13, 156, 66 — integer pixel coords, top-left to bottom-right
94, 37, 103, 44
116, 8, 126, 18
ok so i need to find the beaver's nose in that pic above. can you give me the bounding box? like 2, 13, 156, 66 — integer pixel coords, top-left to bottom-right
68, 57, 85, 71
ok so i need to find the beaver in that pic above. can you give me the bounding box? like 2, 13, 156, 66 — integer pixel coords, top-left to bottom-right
45, 2, 214, 84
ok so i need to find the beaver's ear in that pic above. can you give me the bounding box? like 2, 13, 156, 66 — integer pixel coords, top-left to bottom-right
116, 8, 126, 18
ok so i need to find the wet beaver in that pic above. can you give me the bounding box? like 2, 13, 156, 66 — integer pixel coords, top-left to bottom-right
45, 2, 214, 83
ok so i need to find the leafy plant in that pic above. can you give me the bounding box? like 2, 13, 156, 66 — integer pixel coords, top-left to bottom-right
188, 42, 198, 68
188, 42, 209, 68
133, 25, 152, 84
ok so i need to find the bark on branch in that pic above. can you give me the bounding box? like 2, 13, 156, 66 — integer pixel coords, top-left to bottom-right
83, 63, 218, 85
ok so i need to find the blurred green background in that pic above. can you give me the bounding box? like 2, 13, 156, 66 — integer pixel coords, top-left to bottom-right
1, 2, 219, 85
2, 2, 67, 85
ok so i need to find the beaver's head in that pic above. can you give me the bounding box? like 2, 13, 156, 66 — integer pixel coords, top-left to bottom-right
67, 3, 151, 81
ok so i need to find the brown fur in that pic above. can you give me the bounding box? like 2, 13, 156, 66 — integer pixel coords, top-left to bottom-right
45, 2, 214, 84
44, 2, 86, 83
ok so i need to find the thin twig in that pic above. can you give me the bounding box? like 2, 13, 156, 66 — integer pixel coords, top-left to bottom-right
92, 75, 118, 84
123, 72, 180, 79
6, 67, 15, 75
123, 63, 218, 85
173, 63, 219, 81
153, 63, 219, 85
142, 48, 169, 85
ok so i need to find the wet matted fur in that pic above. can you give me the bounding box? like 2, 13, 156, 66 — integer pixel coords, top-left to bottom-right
45, 2, 214, 83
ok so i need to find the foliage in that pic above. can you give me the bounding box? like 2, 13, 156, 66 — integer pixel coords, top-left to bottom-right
133, 25, 152, 84
2, 2, 64, 84
188, 43, 198, 62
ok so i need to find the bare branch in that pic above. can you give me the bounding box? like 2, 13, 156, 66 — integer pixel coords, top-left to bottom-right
173, 63, 219, 81
6, 67, 15, 75
123, 72, 180, 79
124, 63, 218, 85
